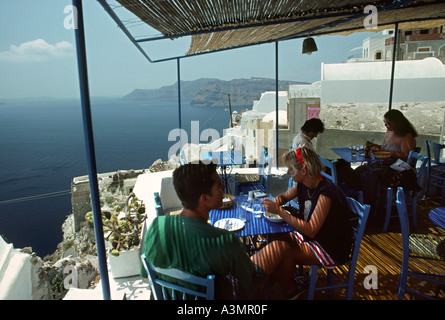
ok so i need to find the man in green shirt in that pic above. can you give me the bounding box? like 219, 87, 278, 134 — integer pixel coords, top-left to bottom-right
141, 162, 298, 299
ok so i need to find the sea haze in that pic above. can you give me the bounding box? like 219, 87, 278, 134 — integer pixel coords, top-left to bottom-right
0, 98, 243, 257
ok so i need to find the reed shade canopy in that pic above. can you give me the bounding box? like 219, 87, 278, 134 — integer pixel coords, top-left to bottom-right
113, 0, 445, 57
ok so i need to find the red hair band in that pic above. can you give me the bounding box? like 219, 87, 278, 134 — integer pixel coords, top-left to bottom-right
295, 148, 306, 168
295, 148, 323, 181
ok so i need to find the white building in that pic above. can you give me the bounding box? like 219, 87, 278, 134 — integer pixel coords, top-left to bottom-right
362, 29, 395, 61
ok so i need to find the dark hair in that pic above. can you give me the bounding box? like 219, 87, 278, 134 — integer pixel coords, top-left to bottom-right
301, 118, 325, 133
384, 109, 418, 137
172, 162, 217, 210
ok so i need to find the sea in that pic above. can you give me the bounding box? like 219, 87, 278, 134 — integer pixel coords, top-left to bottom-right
0, 98, 245, 257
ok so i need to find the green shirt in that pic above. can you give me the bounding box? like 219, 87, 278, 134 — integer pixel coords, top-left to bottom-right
141, 215, 266, 299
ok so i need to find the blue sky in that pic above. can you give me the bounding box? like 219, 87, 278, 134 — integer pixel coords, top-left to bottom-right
0, 0, 374, 99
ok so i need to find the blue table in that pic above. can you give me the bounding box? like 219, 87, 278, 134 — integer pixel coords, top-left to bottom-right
202, 150, 246, 194
209, 196, 296, 255
331, 147, 377, 163
429, 207, 445, 230
210, 206, 296, 238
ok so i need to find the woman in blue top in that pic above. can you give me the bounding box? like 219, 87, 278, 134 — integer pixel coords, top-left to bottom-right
263, 147, 354, 268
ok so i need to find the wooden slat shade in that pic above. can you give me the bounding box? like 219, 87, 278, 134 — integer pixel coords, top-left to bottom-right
113, 0, 445, 56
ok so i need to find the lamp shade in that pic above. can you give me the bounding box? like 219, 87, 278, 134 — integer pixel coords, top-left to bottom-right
302, 37, 318, 55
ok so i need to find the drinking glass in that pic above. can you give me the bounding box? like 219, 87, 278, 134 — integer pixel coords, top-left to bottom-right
351, 145, 357, 158
252, 199, 262, 218
238, 201, 249, 221
359, 145, 365, 157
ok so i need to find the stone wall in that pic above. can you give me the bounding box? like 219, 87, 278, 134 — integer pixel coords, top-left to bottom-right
320, 101, 445, 136
70, 169, 147, 232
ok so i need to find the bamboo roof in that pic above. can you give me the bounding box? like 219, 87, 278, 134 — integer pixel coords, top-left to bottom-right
111, 0, 445, 57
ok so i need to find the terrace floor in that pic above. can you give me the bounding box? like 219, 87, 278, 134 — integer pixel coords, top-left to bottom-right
308, 196, 445, 300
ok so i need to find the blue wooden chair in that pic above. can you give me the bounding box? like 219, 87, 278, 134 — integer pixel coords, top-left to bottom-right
395, 187, 445, 300
141, 254, 215, 300
424, 140, 445, 203
381, 150, 428, 232
306, 196, 370, 300
154, 192, 164, 217
319, 156, 364, 204
235, 146, 272, 195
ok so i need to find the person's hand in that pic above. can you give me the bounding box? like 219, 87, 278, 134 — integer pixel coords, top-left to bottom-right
262, 199, 280, 214
366, 140, 380, 151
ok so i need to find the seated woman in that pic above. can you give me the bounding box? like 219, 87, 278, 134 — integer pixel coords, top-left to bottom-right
355, 109, 418, 207
262, 147, 355, 268
367, 109, 417, 162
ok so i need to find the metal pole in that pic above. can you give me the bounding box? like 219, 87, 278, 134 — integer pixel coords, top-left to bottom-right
177, 58, 182, 130
275, 41, 279, 169
228, 94, 233, 128
73, 0, 111, 300
388, 23, 399, 111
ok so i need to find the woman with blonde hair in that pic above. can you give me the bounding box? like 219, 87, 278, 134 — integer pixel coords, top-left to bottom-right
263, 147, 355, 268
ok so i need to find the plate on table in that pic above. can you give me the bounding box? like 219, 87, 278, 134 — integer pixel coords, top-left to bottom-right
214, 218, 245, 232
372, 151, 392, 159
253, 190, 268, 198
264, 212, 284, 223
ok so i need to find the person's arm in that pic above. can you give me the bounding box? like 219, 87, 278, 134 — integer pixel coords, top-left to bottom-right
391, 133, 416, 161
274, 183, 298, 206
369, 131, 392, 151
369, 142, 382, 150
265, 194, 332, 238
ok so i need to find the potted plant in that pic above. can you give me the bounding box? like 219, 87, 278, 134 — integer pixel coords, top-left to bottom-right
85, 193, 146, 278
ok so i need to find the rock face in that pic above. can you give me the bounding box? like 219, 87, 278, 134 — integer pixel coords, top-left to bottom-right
31, 213, 100, 300
148, 155, 180, 172
32, 158, 181, 299
123, 77, 308, 107
123, 78, 218, 101
191, 78, 306, 107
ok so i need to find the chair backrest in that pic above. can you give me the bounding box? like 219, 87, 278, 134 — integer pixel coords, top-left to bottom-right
258, 146, 272, 174
258, 146, 272, 191
430, 141, 445, 166
319, 156, 338, 184
288, 177, 295, 189
179, 149, 186, 165
406, 150, 429, 186
425, 139, 445, 166
395, 187, 410, 242
395, 187, 411, 294
346, 197, 370, 263
406, 147, 421, 167
141, 254, 215, 300
154, 192, 164, 217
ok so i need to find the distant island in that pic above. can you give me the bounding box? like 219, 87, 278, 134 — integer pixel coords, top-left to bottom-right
122, 77, 309, 107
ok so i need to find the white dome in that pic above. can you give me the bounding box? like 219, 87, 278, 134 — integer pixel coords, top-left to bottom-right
262, 110, 287, 125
